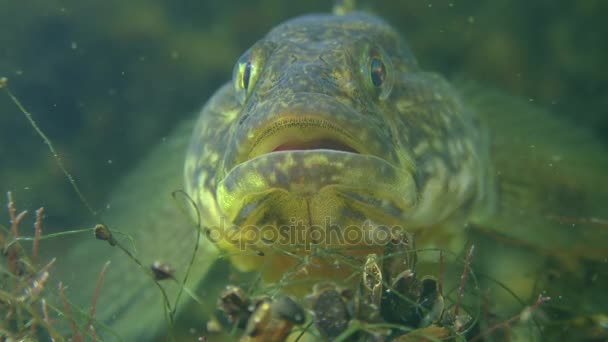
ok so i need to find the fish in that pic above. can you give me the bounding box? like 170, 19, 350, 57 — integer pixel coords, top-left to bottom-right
184, 10, 494, 289
42, 5, 608, 342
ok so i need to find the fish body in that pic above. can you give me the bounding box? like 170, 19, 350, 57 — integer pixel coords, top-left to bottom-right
52, 8, 608, 341
185, 12, 494, 288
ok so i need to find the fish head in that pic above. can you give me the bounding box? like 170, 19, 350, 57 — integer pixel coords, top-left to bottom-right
185, 12, 490, 282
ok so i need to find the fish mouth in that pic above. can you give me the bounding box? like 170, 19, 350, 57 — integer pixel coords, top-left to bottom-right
217, 113, 418, 229
246, 116, 366, 160
216, 95, 418, 231
272, 138, 358, 154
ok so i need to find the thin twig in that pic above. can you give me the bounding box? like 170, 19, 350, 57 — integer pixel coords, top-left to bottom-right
7, 192, 24, 230
7, 191, 17, 230
113, 239, 176, 326
59, 282, 82, 342
42, 298, 57, 342
438, 250, 444, 296
2, 84, 97, 217
81, 261, 110, 339
90, 324, 98, 342
33, 207, 44, 263
470, 294, 550, 342
0, 222, 6, 247
7, 192, 27, 275
171, 190, 202, 314
30, 308, 38, 338
454, 244, 475, 317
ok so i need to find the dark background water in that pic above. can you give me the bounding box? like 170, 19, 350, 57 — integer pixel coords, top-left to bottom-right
1, 0, 607, 230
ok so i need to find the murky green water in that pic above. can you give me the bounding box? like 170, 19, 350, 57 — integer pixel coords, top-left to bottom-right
1, 1, 606, 341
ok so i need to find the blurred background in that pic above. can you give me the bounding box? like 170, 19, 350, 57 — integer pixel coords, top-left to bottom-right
1, 0, 606, 230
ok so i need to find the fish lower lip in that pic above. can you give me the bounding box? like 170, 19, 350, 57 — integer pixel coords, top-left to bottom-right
217, 150, 418, 224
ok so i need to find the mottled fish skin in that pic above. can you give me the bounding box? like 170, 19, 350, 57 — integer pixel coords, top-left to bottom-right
184, 12, 493, 285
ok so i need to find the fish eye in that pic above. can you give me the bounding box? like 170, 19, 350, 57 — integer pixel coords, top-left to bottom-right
364, 47, 393, 101
242, 61, 253, 90
370, 57, 386, 87
232, 41, 276, 104
232, 50, 260, 104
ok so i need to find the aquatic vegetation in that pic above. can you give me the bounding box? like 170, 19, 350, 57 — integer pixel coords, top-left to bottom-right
209, 241, 556, 341
0, 191, 111, 341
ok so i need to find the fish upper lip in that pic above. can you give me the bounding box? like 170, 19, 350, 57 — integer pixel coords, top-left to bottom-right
226, 91, 392, 170
247, 115, 365, 159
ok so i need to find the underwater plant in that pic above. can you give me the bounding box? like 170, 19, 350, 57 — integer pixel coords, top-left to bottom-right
0, 190, 113, 341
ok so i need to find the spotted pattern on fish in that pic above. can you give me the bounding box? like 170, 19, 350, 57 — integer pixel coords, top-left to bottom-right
184, 12, 493, 286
